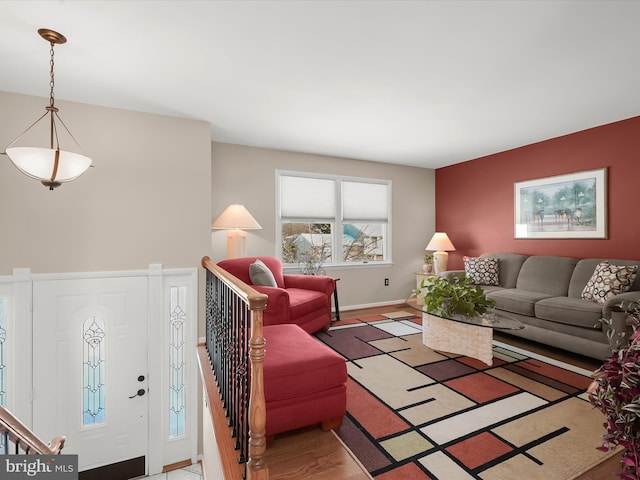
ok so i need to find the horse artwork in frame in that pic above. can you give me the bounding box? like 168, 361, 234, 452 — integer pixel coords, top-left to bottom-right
514, 168, 607, 239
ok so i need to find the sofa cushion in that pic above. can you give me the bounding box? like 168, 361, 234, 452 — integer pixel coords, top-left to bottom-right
568, 258, 607, 298
263, 324, 347, 403
486, 289, 554, 317
569, 259, 640, 298
515, 256, 577, 296
464, 256, 499, 286
581, 261, 638, 305
480, 253, 528, 288
249, 259, 278, 287
478, 285, 505, 295
534, 296, 604, 329
287, 288, 328, 318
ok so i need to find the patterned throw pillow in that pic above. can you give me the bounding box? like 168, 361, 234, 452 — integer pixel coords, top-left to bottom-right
463, 256, 500, 286
581, 262, 638, 305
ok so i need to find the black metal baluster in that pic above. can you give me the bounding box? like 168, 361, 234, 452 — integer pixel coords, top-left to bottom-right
233, 296, 242, 454
220, 284, 229, 412
229, 297, 242, 448
238, 304, 249, 467
203, 265, 252, 476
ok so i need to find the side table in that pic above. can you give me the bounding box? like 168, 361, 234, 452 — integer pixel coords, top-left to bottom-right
332, 278, 340, 322
415, 271, 436, 290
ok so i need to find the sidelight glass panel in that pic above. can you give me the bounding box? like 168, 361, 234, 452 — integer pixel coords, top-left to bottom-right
0, 298, 6, 454
0, 297, 6, 408
83, 315, 106, 426
169, 286, 187, 438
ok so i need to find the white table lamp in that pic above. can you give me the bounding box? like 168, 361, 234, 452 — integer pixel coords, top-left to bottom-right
425, 232, 456, 274
212, 204, 262, 258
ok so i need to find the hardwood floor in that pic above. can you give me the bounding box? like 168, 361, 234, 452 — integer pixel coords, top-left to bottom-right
266, 427, 370, 480
265, 304, 621, 480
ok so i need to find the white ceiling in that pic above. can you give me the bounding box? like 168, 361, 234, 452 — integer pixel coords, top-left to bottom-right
1, 1, 638, 169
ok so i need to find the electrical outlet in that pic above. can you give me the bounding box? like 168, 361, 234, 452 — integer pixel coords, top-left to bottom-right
384, 278, 389, 286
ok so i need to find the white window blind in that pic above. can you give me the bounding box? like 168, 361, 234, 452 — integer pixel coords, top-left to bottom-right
280, 175, 335, 219
342, 181, 389, 222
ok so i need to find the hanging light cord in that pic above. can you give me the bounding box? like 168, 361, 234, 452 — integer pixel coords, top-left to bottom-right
47, 41, 89, 157
47, 40, 59, 151
46, 40, 62, 182
49, 41, 56, 110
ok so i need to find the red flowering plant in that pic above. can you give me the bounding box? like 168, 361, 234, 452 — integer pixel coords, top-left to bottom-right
589, 300, 640, 480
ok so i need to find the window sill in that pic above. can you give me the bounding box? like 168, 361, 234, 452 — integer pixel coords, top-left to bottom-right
283, 261, 393, 273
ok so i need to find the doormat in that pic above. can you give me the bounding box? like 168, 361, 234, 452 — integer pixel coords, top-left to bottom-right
315, 313, 615, 480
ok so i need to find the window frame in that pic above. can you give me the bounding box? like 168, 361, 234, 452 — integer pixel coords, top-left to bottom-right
276, 170, 392, 269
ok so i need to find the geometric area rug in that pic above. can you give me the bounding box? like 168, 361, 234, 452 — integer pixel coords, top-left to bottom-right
314, 311, 615, 480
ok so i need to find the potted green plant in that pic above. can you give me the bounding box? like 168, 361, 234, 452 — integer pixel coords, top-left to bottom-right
416, 274, 495, 319
423, 253, 434, 274
589, 300, 640, 480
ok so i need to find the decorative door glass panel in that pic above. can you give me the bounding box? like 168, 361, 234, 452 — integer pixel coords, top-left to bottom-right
83, 315, 106, 426
0, 297, 7, 407
169, 286, 187, 438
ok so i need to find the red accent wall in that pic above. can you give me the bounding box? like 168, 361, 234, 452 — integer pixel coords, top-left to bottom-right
436, 116, 640, 269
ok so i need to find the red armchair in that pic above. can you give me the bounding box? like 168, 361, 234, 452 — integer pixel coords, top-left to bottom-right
217, 256, 335, 334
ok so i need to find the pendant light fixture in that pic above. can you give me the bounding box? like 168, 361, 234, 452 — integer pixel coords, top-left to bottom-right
2, 29, 92, 190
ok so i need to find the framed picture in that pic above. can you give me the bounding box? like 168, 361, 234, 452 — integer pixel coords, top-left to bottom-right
514, 168, 607, 239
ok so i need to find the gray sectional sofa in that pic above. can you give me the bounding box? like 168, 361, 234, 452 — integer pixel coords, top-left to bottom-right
447, 253, 640, 360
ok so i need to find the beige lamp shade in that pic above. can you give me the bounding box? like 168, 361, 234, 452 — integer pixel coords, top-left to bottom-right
425, 232, 456, 274
211, 204, 262, 230
425, 232, 455, 251
212, 204, 262, 258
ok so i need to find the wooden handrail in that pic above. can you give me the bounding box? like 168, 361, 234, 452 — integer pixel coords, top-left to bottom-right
200, 256, 269, 480
0, 404, 65, 454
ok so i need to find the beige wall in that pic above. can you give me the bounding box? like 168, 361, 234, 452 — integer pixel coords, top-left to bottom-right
211, 142, 435, 308
0, 91, 211, 275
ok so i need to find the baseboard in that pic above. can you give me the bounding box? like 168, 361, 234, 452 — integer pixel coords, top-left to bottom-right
339, 299, 405, 312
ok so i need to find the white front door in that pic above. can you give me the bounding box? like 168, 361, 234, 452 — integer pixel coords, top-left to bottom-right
32, 276, 149, 473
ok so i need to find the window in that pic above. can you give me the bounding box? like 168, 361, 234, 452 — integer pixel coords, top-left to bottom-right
82, 315, 106, 426
169, 286, 187, 439
277, 171, 391, 267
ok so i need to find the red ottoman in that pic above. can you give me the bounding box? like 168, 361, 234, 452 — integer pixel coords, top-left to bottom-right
263, 324, 347, 437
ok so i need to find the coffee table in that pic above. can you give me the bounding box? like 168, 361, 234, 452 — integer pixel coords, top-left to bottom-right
406, 295, 524, 365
